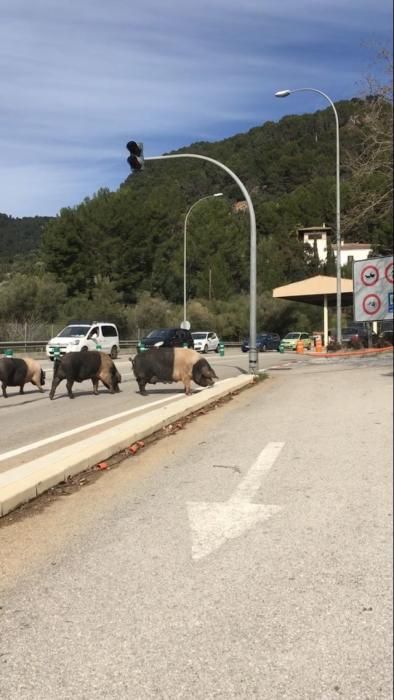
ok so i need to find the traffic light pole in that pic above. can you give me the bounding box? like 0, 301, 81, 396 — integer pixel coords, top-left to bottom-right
145, 153, 258, 375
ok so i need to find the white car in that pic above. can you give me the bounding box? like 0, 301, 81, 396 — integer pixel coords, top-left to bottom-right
46, 321, 120, 360
192, 331, 220, 353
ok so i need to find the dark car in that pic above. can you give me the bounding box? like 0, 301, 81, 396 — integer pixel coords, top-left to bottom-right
334, 326, 378, 348
241, 332, 281, 353
379, 329, 394, 346
138, 328, 194, 352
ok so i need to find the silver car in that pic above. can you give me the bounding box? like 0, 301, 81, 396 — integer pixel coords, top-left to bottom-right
191, 331, 220, 353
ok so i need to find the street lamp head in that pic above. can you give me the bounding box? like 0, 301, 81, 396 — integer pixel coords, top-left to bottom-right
275, 90, 291, 98
213, 192, 223, 197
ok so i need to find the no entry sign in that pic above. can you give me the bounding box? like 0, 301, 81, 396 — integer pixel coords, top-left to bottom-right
353, 256, 393, 321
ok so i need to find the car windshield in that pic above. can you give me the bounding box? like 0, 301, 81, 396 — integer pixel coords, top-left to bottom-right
244, 334, 266, 342
284, 333, 300, 339
192, 333, 207, 339
146, 329, 170, 339
58, 325, 90, 338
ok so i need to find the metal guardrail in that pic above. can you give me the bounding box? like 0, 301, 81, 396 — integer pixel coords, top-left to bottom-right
0, 340, 139, 352
0, 340, 241, 354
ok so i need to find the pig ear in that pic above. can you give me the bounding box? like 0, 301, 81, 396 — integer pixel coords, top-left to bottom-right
201, 364, 216, 378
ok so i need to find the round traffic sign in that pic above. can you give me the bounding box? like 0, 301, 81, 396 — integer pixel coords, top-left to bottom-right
384, 261, 394, 285
362, 294, 382, 316
360, 264, 379, 286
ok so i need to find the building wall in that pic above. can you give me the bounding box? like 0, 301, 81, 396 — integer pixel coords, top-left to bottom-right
301, 230, 372, 266
338, 248, 372, 266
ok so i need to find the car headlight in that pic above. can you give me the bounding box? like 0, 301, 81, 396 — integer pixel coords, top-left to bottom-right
154, 341, 164, 347
72, 339, 80, 345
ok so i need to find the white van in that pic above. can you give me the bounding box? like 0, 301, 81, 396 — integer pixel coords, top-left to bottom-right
46, 321, 120, 360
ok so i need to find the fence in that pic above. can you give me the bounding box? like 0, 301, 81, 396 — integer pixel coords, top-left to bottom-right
0, 339, 140, 354
0, 339, 241, 356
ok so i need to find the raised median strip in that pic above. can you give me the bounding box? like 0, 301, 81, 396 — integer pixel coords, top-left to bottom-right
0, 374, 255, 517
304, 345, 394, 358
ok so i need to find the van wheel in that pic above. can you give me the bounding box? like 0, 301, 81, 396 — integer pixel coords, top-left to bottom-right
81, 346, 88, 352
110, 346, 118, 360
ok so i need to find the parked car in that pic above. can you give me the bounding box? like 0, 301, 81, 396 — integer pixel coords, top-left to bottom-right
192, 331, 220, 353
279, 332, 313, 351
138, 327, 194, 352
242, 332, 281, 353
46, 321, 120, 360
333, 326, 378, 348
379, 329, 394, 346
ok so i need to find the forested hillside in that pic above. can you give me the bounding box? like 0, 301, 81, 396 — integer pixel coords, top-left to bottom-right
0, 84, 392, 340
0, 214, 51, 269
39, 98, 392, 300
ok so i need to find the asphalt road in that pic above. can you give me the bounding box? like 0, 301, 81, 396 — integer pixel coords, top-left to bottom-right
0, 349, 292, 472
0, 353, 392, 699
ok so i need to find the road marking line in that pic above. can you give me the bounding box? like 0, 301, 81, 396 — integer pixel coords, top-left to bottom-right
0, 393, 188, 462
187, 442, 284, 560
230, 441, 284, 503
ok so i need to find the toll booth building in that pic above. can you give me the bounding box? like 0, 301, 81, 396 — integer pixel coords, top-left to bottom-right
298, 225, 372, 266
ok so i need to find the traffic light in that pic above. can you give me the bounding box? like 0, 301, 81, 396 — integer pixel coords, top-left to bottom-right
126, 141, 144, 171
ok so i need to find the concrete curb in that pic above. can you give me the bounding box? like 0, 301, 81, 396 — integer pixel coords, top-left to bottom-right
0, 374, 255, 517
303, 346, 393, 359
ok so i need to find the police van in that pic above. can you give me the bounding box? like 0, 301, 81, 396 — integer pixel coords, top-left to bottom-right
46, 321, 120, 360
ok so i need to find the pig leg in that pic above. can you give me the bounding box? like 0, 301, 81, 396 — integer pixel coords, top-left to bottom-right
137, 378, 147, 395
92, 378, 99, 395
49, 375, 62, 400
183, 376, 192, 395
1, 382, 8, 398
31, 374, 44, 392
100, 377, 114, 393
19, 384, 25, 394
66, 379, 75, 399
106, 380, 116, 394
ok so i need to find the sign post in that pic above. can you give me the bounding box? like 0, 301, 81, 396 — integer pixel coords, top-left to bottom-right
353, 256, 394, 323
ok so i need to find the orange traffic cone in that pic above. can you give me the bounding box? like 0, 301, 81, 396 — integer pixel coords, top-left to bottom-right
296, 340, 304, 353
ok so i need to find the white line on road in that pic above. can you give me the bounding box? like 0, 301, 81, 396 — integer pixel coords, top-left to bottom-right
0, 393, 189, 463
187, 442, 284, 560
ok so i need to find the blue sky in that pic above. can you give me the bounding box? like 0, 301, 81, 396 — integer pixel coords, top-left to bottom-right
0, 0, 392, 218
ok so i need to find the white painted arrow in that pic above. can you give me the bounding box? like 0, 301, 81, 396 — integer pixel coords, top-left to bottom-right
187, 442, 284, 560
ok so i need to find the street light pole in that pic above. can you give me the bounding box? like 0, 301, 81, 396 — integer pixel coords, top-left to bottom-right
275, 88, 342, 344
183, 193, 223, 326
144, 152, 259, 374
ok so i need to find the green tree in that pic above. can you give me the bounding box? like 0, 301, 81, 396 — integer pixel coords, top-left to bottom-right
343, 48, 393, 248
60, 277, 128, 334
0, 273, 67, 324
324, 237, 337, 276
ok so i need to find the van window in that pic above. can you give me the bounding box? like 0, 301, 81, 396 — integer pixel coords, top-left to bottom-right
102, 325, 117, 337
58, 325, 90, 338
